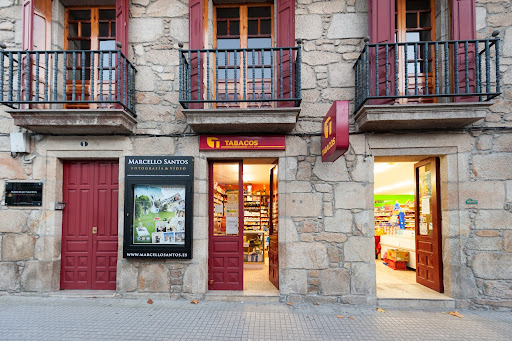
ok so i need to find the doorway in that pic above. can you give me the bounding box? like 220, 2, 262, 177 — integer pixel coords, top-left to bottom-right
60, 160, 119, 290
374, 158, 446, 299
208, 159, 279, 294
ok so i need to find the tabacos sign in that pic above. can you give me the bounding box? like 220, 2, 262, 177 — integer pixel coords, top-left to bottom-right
199, 135, 286, 150
321, 101, 349, 162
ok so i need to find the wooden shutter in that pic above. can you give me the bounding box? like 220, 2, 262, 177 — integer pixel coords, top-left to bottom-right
116, 0, 129, 56
368, 0, 395, 104
452, 0, 477, 102
22, 0, 34, 51
276, 0, 295, 108
188, 0, 204, 109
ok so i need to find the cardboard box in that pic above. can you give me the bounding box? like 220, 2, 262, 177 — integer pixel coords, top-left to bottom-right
387, 249, 409, 262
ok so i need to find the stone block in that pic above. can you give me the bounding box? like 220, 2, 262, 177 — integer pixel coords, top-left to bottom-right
286, 181, 312, 193
296, 15, 323, 40
0, 154, 24, 179
319, 268, 350, 295
343, 237, 373, 262
309, 0, 346, 14
282, 243, 329, 269
506, 180, 512, 202
129, 18, 164, 43
353, 210, 372, 236
280, 269, 307, 295
0, 210, 28, 233
117, 260, 139, 292
284, 192, 323, 217
328, 63, 353, 88
493, 134, 512, 152
281, 217, 298, 243
21, 261, 55, 292
504, 27, 512, 58
2, 234, 35, 261
504, 231, 512, 252
456, 266, 478, 299
315, 233, 347, 243
474, 210, 512, 230
296, 162, 311, 181
349, 156, 372, 182
483, 281, 512, 298
472, 253, 512, 280
134, 136, 176, 155
302, 221, 318, 233
0, 263, 18, 291
327, 13, 368, 39
334, 182, 372, 210
34, 236, 60, 261
135, 66, 158, 92
475, 230, 499, 237
327, 247, 339, 264
139, 263, 170, 292
473, 154, 512, 180
466, 237, 502, 251
302, 51, 342, 66
282, 157, 297, 181
169, 18, 188, 42
183, 263, 207, 294
301, 65, 317, 90
351, 262, 376, 295
324, 209, 352, 233
147, 0, 188, 17
312, 156, 350, 182
459, 181, 505, 209
285, 136, 308, 157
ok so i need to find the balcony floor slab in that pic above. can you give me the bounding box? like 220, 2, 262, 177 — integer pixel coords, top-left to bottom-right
183, 107, 301, 134
355, 102, 491, 132
7, 109, 137, 135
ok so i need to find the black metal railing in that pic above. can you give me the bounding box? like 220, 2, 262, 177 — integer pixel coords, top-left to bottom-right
0, 49, 136, 116
179, 45, 302, 109
354, 37, 501, 114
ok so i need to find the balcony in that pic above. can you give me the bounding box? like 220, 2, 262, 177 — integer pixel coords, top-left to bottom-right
0, 49, 137, 135
179, 46, 302, 133
353, 37, 501, 132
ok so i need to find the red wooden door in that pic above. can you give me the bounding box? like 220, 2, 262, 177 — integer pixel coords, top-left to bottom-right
61, 161, 119, 290
208, 161, 243, 290
268, 165, 279, 289
414, 157, 443, 292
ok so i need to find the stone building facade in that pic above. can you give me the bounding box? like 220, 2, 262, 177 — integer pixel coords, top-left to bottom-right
0, 0, 511, 310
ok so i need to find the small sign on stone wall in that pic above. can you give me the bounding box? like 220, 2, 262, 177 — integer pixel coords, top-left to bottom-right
5, 182, 43, 206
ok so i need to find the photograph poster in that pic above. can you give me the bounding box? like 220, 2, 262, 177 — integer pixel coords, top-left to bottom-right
133, 185, 186, 245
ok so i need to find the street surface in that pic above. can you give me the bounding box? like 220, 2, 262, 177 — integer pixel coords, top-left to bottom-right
0, 295, 511, 340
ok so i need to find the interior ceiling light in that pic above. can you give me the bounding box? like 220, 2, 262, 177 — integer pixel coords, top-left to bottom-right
374, 180, 414, 194
374, 163, 396, 174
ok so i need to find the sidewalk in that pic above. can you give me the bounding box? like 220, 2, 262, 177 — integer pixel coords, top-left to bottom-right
0, 295, 511, 340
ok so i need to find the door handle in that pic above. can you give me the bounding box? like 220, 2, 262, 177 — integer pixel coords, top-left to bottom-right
92, 226, 98, 234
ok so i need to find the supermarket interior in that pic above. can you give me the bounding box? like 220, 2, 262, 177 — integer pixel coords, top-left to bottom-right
212, 161, 278, 294
374, 161, 446, 299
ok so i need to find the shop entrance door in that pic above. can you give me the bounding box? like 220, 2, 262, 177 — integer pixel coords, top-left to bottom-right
208, 161, 244, 290
414, 157, 443, 292
268, 165, 279, 289
61, 160, 119, 290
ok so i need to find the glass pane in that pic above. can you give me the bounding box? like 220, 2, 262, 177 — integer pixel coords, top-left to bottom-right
217, 21, 227, 36
81, 23, 91, 38
229, 20, 240, 36
248, 6, 271, 18
419, 12, 431, 28
406, 0, 429, 11
132, 185, 187, 245
111, 22, 116, 36
248, 20, 258, 35
213, 163, 240, 236
217, 8, 239, 19
99, 9, 116, 20
261, 19, 271, 35
100, 40, 116, 51
248, 37, 271, 49
67, 40, 91, 51
406, 32, 420, 43
99, 23, 109, 37
68, 23, 78, 38
69, 10, 90, 21
406, 13, 417, 28
418, 164, 433, 236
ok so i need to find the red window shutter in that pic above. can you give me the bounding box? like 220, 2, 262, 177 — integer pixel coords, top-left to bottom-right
22, 0, 34, 51
188, 0, 204, 109
276, 0, 295, 108
368, 0, 395, 104
452, 0, 477, 102
116, 0, 129, 56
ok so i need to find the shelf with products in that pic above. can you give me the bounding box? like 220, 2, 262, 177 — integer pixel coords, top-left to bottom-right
243, 230, 265, 263
374, 195, 416, 234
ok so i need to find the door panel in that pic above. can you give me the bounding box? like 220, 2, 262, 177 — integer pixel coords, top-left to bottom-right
61, 160, 118, 290
208, 161, 243, 290
414, 157, 443, 292
268, 165, 279, 289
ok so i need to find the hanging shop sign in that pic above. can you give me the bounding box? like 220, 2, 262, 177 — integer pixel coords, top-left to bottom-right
321, 100, 349, 162
123, 156, 194, 259
5, 182, 43, 206
199, 135, 286, 151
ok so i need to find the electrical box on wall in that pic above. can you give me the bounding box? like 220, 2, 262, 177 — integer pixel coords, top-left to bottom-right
10, 133, 30, 153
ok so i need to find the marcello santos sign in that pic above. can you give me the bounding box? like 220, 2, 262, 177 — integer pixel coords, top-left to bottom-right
321, 101, 349, 162
199, 135, 286, 150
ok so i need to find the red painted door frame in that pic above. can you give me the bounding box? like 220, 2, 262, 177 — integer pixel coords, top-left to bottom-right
268, 164, 279, 289
61, 160, 119, 290
208, 160, 244, 290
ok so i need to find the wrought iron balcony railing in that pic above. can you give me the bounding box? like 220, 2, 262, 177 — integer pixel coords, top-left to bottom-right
0, 49, 136, 116
179, 46, 302, 109
354, 37, 501, 114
